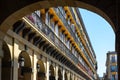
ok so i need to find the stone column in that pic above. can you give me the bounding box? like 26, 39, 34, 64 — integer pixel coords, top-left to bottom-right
62, 69, 65, 80
33, 52, 37, 80
46, 58, 50, 80
74, 75, 77, 80
72, 74, 74, 80
0, 31, 4, 80
67, 72, 70, 80
55, 64, 58, 80
0, 40, 3, 58
13, 39, 21, 80
116, 31, 120, 80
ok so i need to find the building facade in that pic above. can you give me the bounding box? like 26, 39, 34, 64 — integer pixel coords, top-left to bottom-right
1, 6, 97, 80
106, 51, 118, 80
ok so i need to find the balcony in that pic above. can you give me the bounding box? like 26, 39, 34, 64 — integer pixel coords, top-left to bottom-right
26, 13, 79, 64
53, 8, 80, 46
68, 7, 76, 22
12, 13, 91, 80
54, 7, 95, 69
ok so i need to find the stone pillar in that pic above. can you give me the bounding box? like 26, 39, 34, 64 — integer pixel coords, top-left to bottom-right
62, 69, 65, 80
0, 41, 3, 58
72, 74, 74, 80
0, 31, 4, 58
75, 75, 77, 80
33, 52, 37, 80
13, 39, 21, 80
68, 72, 70, 80
46, 58, 50, 80
55, 64, 58, 80
0, 31, 4, 80
116, 31, 120, 80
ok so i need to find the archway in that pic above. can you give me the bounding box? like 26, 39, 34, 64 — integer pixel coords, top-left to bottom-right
18, 51, 32, 80
49, 65, 55, 80
58, 69, 62, 80
0, 0, 118, 79
0, 1, 115, 34
1, 41, 12, 80
36, 60, 45, 80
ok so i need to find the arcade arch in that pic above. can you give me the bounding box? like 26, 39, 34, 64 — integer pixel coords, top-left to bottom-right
18, 51, 32, 80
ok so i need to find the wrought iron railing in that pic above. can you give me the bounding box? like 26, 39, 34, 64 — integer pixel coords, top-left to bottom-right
68, 7, 76, 22
26, 13, 95, 78
54, 8, 80, 45
26, 13, 79, 64
55, 7, 95, 69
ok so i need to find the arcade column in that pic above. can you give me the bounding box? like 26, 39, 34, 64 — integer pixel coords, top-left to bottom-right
0, 31, 4, 80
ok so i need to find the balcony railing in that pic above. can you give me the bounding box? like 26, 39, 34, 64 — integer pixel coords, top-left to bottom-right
26, 13, 79, 64
68, 7, 76, 22
26, 13, 95, 77
54, 7, 95, 69
54, 8, 80, 45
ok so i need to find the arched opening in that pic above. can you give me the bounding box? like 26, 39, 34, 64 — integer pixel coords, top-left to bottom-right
0, 1, 118, 79
64, 72, 68, 80
0, 1, 115, 35
18, 51, 32, 80
58, 69, 62, 80
36, 60, 45, 80
1, 41, 12, 80
49, 65, 55, 80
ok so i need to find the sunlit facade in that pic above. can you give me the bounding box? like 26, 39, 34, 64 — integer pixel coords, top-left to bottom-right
106, 51, 118, 80
1, 7, 97, 80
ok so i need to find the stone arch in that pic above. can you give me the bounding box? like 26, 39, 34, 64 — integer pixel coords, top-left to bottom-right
1, 41, 12, 80
0, 0, 118, 79
0, 1, 115, 34
37, 59, 45, 80
49, 64, 55, 80
18, 51, 32, 80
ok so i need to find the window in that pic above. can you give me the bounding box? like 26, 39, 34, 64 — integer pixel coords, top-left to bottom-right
71, 24, 76, 33
58, 7, 64, 14
55, 24, 59, 37
111, 56, 115, 63
65, 37, 68, 46
115, 55, 117, 62
72, 46, 75, 54
68, 18, 71, 25
110, 66, 117, 72
66, 40, 70, 49
27, 14, 35, 24
55, 8, 60, 15
45, 12, 50, 25
35, 10, 41, 17
62, 33, 65, 43
59, 32, 62, 41
50, 21, 54, 31
111, 75, 115, 80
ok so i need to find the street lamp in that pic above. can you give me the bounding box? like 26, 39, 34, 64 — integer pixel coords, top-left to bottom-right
37, 63, 40, 72
19, 56, 25, 67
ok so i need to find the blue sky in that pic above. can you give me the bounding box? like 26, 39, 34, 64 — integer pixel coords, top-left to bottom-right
79, 8, 115, 77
